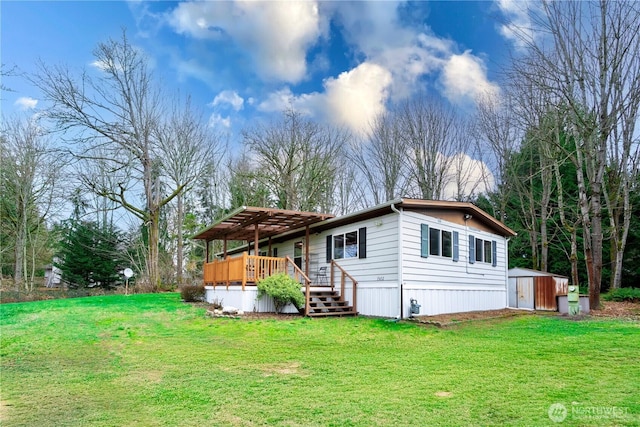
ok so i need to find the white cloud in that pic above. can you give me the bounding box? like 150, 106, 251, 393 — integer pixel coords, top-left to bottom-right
15, 97, 38, 110
211, 90, 244, 111
441, 51, 500, 104
90, 60, 108, 71
442, 152, 495, 200
496, 0, 536, 49
209, 113, 231, 129
323, 63, 392, 132
174, 58, 216, 84
258, 62, 392, 134
330, 2, 498, 104
168, 1, 324, 83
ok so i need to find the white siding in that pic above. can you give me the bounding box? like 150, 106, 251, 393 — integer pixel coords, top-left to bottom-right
273, 213, 401, 317
403, 287, 506, 316
400, 210, 508, 316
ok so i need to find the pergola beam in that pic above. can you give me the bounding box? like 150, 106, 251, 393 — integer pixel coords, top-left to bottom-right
192, 207, 334, 243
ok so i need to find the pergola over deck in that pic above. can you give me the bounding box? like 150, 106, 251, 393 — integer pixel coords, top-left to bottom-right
192, 206, 334, 278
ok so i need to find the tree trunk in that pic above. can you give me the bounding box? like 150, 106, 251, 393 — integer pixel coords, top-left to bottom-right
570, 229, 580, 290
14, 209, 26, 289
176, 194, 184, 286
148, 209, 160, 291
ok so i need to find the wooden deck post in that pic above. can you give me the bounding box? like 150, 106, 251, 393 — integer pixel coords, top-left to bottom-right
330, 261, 335, 291
242, 252, 248, 290
305, 225, 310, 279
254, 224, 259, 255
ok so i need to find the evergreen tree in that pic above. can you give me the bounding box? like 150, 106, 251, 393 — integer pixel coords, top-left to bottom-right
55, 220, 124, 289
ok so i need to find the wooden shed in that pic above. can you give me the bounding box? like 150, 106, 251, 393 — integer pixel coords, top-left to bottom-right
508, 268, 569, 311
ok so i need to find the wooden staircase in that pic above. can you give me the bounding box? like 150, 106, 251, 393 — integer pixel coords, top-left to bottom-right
306, 289, 357, 317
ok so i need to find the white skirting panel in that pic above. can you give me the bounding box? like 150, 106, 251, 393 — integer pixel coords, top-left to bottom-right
354, 283, 400, 318
204, 286, 300, 314
402, 286, 507, 317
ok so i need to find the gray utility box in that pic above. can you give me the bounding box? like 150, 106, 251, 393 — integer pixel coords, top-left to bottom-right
557, 295, 590, 314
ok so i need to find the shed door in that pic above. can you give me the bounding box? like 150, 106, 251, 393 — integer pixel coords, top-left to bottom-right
535, 276, 557, 311
517, 277, 534, 309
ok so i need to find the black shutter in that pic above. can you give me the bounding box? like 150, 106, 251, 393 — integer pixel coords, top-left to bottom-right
273, 247, 278, 257
359, 227, 367, 259
421, 224, 429, 258
326, 235, 332, 262
469, 235, 475, 264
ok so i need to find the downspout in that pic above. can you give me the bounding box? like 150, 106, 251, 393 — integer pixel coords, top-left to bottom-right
505, 237, 511, 308
391, 203, 403, 319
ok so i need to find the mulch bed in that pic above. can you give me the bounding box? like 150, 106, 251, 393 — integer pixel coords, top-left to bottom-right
589, 301, 640, 321
410, 301, 640, 327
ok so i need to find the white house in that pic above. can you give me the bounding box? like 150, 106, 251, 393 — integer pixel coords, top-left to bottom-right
193, 199, 516, 318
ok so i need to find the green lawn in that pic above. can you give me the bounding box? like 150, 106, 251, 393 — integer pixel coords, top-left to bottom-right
1, 294, 638, 426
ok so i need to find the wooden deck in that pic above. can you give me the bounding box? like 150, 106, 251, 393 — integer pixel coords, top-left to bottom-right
204, 253, 289, 288
203, 253, 358, 317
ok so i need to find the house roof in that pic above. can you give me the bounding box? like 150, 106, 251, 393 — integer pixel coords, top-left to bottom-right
191, 206, 334, 242
304, 198, 516, 237
193, 199, 516, 250
397, 199, 517, 237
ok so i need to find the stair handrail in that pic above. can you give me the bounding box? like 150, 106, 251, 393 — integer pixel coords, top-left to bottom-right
284, 256, 312, 316
330, 260, 358, 314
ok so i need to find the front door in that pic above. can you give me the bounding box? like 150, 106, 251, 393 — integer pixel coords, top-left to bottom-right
294, 241, 303, 269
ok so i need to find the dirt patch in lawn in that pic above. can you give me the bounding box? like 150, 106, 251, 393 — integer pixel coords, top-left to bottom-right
260, 362, 307, 377
408, 308, 532, 327
0, 400, 11, 423
435, 391, 453, 398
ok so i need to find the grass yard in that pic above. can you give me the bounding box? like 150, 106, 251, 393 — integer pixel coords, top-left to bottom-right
1, 294, 638, 426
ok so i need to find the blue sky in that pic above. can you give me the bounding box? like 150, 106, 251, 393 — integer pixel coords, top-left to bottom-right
1, 1, 525, 143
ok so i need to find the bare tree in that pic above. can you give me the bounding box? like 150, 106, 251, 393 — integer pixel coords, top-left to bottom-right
473, 92, 521, 222
332, 164, 367, 215
509, 0, 640, 306
398, 96, 464, 200
0, 115, 59, 291
227, 152, 272, 209
34, 31, 186, 289
156, 98, 220, 285
242, 110, 348, 212
350, 113, 408, 206
1, 64, 18, 95
444, 120, 490, 202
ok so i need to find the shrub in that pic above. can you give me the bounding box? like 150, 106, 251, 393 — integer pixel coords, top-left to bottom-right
257, 273, 305, 313
603, 287, 640, 302
180, 284, 205, 302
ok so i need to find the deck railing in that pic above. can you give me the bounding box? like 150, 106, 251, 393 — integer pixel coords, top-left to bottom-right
331, 260, 358, 314
204, 252, 287, 289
